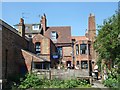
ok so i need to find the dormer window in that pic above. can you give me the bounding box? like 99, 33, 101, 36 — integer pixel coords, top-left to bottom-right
32, 24, 39, 30
51, 31, 57, 40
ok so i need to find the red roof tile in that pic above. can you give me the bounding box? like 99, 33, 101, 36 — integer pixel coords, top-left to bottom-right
45, 26, 71, 44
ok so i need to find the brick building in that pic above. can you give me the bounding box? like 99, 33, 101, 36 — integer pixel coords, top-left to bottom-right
14, 13, 97, 71
0, 17, 57, 83
71, 13, 96, 74
14, 14, 73, 69
0, 13, 97, 83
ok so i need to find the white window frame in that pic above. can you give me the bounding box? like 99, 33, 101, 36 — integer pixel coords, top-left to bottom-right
32, 25, 39, 30
51, 31, 57, 40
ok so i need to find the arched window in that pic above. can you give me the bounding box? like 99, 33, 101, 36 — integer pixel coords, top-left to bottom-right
35, 42, 41, 54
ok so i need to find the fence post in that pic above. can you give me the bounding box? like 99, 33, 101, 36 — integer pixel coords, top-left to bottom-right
49, 70, 51, 80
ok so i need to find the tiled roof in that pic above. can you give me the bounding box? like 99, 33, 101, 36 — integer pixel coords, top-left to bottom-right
25, 24, 42, 34
45, 26, 71, 44
71, 36, 89, 41
14, 24, 42, 34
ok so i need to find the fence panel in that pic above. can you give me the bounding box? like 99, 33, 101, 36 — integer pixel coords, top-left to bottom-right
32, 69, 89, 80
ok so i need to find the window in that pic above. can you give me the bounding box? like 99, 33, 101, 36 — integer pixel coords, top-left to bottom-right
81, 61, 88, 69
51, 31, 57, 40
35, 42, 41, 54
76, 44, 79, 55
88, 44, 90, 55
80, 44, 87, 54
25, 26, 29, 30
33, 62, 50, 70
57, 47, 62, 58
76, 61, 79, 65
32, 25, 39, 30
34, 63, 42, 69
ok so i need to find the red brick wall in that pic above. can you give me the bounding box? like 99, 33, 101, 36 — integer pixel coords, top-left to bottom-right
63, 47, 72, 57
2, 24, 28, 79
32, 34, 50, 60
32, 34, 56, 62
21, 49, 44, 72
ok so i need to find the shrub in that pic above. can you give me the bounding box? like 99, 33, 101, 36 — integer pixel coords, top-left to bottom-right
18, 73, 91, 89
103, 68, 119, 88
103, 78, 118, 88
18, 73, 43, 89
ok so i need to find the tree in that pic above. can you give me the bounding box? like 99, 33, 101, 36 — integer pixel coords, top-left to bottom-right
94, 11, 120, 72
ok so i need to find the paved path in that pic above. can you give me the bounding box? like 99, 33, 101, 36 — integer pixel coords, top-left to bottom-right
92, 80, 110, 90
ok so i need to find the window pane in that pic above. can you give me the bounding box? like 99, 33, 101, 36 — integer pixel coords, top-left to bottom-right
76, 61, 79, 65
76, 44, 79, 55
81, 61, 88, 69
57, 47, 62, 58
32, 25, 39, 30
35, 42, 41, 54
80, 44, 86, 50
80, 44, 87, 54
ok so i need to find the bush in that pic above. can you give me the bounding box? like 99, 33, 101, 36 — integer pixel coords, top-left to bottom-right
103, 68, 119, 88
18, 73, 43, 89
103, 78, 118, 88
18, 73, 91, 89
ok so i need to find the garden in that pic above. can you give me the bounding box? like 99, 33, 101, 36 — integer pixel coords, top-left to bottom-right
7, 73, 91, 89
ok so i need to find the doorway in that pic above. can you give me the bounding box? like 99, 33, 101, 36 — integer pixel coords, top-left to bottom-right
66, 61, 71, 68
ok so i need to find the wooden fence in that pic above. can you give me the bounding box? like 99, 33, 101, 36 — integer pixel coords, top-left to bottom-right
32, 69, 89, 80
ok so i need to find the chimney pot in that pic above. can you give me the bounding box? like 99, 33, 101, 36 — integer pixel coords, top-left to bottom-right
20, 18, 24, 24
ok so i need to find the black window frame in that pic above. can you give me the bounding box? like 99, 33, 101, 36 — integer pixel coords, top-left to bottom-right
81, 61, 88, 69
35, 42, 41, 54
80, 44, 87, 54
76, 44, 79, 55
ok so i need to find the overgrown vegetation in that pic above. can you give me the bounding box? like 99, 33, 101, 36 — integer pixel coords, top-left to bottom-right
11, 73, 91, 89
103, 68, 118, 88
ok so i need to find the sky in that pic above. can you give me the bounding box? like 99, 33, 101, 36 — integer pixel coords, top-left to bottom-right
1, 2, 118, 36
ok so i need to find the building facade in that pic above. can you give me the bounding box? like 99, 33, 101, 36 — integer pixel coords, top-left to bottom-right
0, 18, 57, 82
14, 13, 97, 71
0, 13, 97, 83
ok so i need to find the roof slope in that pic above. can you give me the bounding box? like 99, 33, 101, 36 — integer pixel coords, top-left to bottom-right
45, 26, 71, 44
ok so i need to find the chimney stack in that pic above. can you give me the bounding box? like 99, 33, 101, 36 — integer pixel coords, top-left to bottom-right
88, 13, 96, 41
40, 13, 47, 35
18, 18, 25, 37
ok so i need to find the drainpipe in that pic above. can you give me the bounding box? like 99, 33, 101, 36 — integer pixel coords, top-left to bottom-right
31, 56, 34, 72
87, 42, 90, 75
